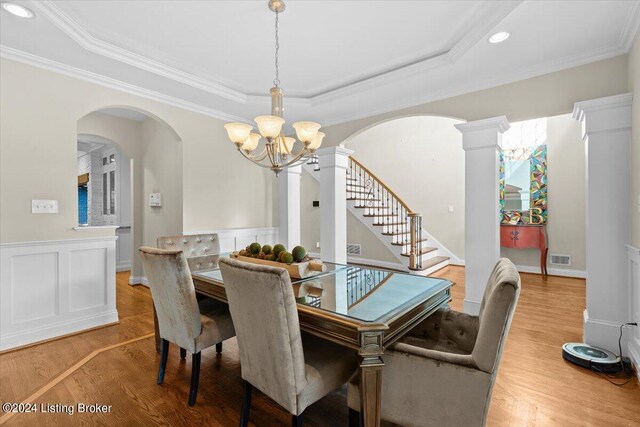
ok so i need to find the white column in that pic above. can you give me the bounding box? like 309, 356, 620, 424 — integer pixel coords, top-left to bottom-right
277, 165, 301, 250
573, 93, 632, 352
455, 117, 509, 315
317, 146, 354, 264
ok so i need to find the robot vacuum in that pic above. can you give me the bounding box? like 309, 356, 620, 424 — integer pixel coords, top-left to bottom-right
562, 343, 622, 373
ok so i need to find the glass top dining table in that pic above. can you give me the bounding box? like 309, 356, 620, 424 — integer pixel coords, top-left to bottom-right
191, 255, 451, 324
187, 253, 452, 427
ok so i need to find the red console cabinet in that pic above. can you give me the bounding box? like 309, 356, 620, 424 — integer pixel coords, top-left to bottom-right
500, 224, 548, 276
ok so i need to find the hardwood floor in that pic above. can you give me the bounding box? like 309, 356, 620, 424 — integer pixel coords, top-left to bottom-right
1, 268, 638, 426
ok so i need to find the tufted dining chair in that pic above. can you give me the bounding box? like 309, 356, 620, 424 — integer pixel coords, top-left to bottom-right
156, 233, 222, 353
139, 247, 235, 406
157, 233, 220, 272
218, 257, 358, 427
348, 258, 521, 427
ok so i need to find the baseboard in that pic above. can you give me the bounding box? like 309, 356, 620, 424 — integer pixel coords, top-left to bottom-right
514, 264, 586, 278
116, 264, 131, 272
463, 299, 481, 315
628, 336, 640, 384
0, 309, 119, 351
128, 276, 149, 286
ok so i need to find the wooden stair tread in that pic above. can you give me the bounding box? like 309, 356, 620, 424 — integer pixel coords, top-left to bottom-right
347, 198, 382, 202
401, 247, 437, 256
382, 231, 410, 236
410, 256, 450, 271
391, 238, 427, 246
373, 222, 406, 226
363, 213, 397, 217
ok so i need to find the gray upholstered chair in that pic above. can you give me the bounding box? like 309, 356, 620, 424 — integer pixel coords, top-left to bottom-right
157, 233, 220, 272
156, 233, 222, 353
218, 257, 358, 427
348, 258, 521, 427
139, 246, 235, 406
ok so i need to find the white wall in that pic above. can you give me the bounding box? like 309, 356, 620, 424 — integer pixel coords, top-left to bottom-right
0, 58, 277, 246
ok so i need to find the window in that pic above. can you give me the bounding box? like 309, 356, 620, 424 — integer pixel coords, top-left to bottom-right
502, 118, 547, 160
102, 152, 117, 216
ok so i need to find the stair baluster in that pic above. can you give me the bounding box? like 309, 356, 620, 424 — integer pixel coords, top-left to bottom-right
347, 157, 423, 270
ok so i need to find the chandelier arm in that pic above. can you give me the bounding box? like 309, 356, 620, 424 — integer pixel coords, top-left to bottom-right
276, 147, 313, 169
237, 149, 276, 169
265, 140, 278, 169
242, 148, 270, 162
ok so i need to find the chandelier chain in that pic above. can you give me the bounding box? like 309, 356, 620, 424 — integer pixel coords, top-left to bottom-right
274, 11, 280, 87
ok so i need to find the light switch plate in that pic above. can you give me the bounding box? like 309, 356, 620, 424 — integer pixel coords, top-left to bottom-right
149, 193, 162, 207
448, 206, 454, 213
32, 199, 58, 214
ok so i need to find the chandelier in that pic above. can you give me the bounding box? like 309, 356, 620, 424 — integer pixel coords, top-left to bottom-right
223, 0, 325, 175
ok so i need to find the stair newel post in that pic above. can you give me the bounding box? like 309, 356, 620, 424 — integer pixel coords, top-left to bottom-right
408, 212, 422, 270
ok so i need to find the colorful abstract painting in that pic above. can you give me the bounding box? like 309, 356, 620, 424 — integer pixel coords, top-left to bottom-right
500, 145, 547, 225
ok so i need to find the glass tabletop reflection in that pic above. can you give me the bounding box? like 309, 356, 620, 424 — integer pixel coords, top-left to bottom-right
192, 255, 450, 323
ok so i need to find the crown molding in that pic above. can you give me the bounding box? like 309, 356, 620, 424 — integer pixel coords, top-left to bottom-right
319, 40, 631, 127
619, 1, 640, 51
29, 0, 248, 104
0, 46, 250, 123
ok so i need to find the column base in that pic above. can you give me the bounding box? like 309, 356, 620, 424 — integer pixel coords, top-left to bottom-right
463, 299, 481, 315
583, 309, 626, 353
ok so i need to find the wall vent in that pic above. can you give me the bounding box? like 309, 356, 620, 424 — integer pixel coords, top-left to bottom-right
347, 244, 362, 256
549, 254, 571, 266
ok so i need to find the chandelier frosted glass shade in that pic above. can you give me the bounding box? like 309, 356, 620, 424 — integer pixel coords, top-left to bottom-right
309, 131, 325, 150
292, 121, 321, 144
255, 115, 285, 139
224, 123, 253, 146
242, 133, 261, 152
280, 136, 295, 154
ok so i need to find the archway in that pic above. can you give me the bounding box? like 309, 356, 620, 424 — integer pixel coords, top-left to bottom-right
76, 106, 183, 283
341, 114, 466, 264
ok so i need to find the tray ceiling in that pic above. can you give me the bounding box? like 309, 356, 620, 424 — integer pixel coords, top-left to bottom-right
1, 0, 638, 125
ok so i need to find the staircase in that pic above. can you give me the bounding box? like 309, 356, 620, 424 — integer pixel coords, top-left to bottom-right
304, 155, 452, 275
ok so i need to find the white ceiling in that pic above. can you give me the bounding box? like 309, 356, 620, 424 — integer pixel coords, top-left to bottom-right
1, 0, 638, 126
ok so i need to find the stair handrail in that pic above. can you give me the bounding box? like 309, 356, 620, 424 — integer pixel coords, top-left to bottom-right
348, 156, 415, 215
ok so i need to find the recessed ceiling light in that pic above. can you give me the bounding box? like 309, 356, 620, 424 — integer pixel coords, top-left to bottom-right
489, 31, 510, 44
1, 2, 35, 19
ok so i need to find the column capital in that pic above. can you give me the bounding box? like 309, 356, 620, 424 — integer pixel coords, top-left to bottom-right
316, 146, 355, 158
317, 146, 354, 170
455, 116, 509, 151
454, 116, 510, 134
572, 92, 632, 136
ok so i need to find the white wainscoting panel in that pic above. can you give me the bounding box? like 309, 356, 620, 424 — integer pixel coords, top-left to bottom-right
0, 237, 118, 351
184, 227, 278, 253
627, 245, 640, 380
116, 226, 132, 271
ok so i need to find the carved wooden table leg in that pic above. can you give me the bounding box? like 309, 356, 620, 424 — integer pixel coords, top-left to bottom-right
153, 303, 161, 353
358, 329, 385, 427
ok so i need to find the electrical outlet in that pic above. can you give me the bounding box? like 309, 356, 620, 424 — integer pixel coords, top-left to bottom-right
32, 200, 58, 214
316, 242, 320, 248
448, 206, 454, 213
